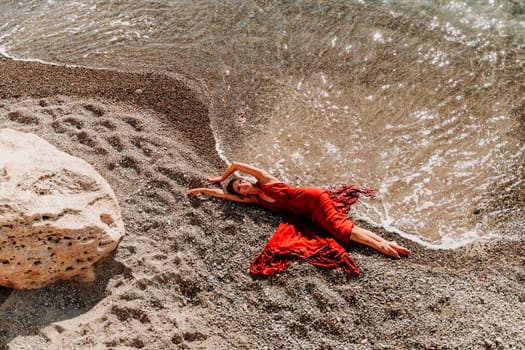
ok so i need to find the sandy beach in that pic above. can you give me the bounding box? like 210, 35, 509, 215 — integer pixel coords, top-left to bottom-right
0, 56, 523, 349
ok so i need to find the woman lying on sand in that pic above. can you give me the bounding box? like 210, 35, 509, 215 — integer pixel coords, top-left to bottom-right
187, 161, 409, 276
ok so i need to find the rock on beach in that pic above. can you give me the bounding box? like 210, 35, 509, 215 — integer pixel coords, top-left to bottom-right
0, 128, 124, 289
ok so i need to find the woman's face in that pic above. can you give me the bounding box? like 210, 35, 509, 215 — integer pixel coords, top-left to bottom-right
233, 178, 253, 196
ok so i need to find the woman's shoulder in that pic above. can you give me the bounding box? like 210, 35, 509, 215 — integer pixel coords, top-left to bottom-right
259, 181, 288, 188
259, 181, 295, 195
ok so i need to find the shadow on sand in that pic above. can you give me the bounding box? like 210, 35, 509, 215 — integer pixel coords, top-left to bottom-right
0, 254, 131, 349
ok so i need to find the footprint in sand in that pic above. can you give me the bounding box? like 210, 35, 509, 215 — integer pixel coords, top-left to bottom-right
98, 119, 117, 131
74, 130, 98, 148
106, 135, 125, 152
7, 110, 40, 125
83, 103, 105, 117
63, 117, 84, 129
123, 116, 143, 132
131, 136, 154, 157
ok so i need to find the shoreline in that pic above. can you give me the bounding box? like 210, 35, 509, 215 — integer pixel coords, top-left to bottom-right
0, 57, 523, 349
1, 54, 518, 250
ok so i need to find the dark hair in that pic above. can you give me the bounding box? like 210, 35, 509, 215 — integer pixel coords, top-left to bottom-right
225, 177, 239, 195
225, 177, 247, 198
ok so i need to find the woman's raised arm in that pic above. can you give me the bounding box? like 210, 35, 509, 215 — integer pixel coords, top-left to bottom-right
208, 161, 279, 185
187, 187, 257, 203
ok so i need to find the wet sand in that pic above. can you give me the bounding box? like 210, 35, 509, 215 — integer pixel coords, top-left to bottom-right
0, 57, 523, 349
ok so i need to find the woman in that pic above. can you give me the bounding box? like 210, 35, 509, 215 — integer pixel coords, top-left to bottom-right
187, 161, 409, 275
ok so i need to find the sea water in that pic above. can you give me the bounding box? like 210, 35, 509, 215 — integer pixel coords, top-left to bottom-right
0, 0, 523, 248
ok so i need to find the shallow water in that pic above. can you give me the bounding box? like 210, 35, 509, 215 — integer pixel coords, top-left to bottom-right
0, 0, 523, 247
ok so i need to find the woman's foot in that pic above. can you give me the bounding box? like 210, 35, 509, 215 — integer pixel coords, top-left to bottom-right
389, 241, 410, 257
378, 242, 401, 259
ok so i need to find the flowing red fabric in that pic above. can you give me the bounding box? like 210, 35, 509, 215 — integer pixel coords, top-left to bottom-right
250, 184, 376, 277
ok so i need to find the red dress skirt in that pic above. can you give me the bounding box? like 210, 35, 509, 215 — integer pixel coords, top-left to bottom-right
249, 182, 375, 276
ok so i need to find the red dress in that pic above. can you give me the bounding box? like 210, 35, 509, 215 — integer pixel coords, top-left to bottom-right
249, 182, 375, 276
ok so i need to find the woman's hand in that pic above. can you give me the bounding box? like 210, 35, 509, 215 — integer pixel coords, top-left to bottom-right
206, 161, 279, 186
207, 176, 223, 183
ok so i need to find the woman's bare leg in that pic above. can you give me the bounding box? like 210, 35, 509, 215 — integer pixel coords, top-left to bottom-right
350, 225, 410, 258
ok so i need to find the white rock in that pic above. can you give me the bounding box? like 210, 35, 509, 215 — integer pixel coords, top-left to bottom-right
0, 128, 125, 289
